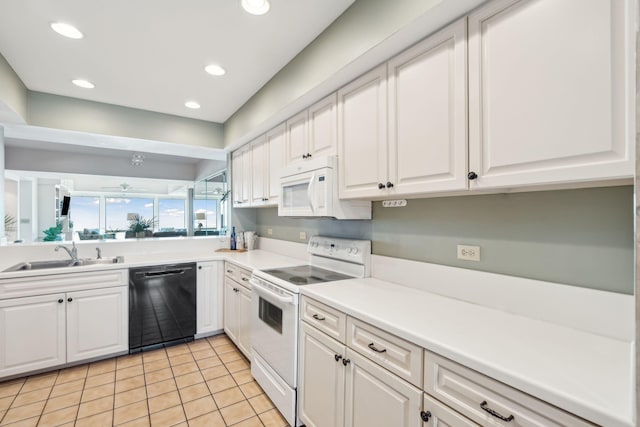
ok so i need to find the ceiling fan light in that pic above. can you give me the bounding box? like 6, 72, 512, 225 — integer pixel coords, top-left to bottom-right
50, 22, 84, 39
242, 0, 270, 15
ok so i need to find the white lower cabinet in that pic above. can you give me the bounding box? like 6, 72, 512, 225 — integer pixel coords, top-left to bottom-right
223, 262, 252, 358
66, 286, 128, 363
196, 261, 222, 336
344, 348, 422, 427
299, 297, 422, 427
0, 283, 128, 378
0, 293, 66, 377
299, 321, 346, 427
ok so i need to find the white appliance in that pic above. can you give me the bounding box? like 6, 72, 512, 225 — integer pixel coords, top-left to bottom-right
250, 236, 371, 427
278, 155, 372, 219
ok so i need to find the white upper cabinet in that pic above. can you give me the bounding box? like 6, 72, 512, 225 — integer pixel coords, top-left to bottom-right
286, 110, 309, 164
467, 0, 635, 190
232, 145, 252, 207
250, 135, 268, 206
252, 125, 285, 207
286, 95, 338, 165
308, 94, 338, 159
388, 18, 468, 195
338, 65, 389, 199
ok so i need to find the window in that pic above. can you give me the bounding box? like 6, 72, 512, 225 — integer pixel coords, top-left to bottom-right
158, 199, 186, 230
106, 197, 154, 231
69, 196, 100, 232
193, 199, 218, 230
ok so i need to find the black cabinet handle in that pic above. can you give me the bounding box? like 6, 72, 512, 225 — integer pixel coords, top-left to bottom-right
468, 171, 478, 180
480, 401, 514, 422
386, 181, 394, 188
67, 297, 73, 302
312, 314, 326, 321
302, 154, 308, 159
378, 183, 385, 189
368, 343, 386, 353
334, 354, 342, 362
420, 411, 432, 422
226, 269, 233, 273
307, 153, 312, 158
342, 358, 350, 366
58, 299, 63, 304
198, 266, 202, 270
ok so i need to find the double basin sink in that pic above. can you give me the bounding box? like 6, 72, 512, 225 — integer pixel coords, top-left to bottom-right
3, 256, 125, 272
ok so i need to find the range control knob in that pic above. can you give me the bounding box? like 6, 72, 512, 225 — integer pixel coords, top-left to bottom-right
347, 247, 359, 255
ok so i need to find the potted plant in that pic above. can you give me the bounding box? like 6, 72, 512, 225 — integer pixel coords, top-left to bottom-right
4, 214, 17, 232
128, 214, 155, 238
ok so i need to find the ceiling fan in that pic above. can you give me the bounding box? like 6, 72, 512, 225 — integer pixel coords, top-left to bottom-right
100, 182, 147, 192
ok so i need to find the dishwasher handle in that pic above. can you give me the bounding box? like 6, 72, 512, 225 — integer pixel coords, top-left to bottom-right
136, 267, 192, 278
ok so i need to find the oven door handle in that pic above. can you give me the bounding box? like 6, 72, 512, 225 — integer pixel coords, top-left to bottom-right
250, 278, 296, 305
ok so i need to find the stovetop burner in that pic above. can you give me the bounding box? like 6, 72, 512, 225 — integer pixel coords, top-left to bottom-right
261, 265, 353, 286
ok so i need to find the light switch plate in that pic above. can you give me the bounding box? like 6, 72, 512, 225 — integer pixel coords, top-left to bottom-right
299, 231, 307, 240
267, 228, 273, 235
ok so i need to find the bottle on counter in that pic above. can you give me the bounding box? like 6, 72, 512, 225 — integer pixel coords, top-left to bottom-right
230, 226, 237, 250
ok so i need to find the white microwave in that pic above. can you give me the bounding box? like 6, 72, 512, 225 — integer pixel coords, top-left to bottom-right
278, 156, 371, 220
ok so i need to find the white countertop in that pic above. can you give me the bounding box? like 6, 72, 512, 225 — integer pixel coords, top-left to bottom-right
301, 278, 634, 427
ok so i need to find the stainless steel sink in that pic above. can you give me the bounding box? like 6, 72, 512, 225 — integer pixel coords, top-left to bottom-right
3, 256, 125, 272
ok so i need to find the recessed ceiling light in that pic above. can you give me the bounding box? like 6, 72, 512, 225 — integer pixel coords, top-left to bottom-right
205, 64, 226, 76
242, 0, 270, 15
72, 79, 95, 89
50, 22, 83, 39
185, 101, 201, 109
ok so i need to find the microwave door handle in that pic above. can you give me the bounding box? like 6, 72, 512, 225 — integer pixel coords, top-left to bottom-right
307, 172, 316, 214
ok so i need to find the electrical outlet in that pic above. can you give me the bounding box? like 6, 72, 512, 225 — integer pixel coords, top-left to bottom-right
457, 245, 480, 261
267, 228, 273, 235
382, 200, 407, 208
299, 231, 307, 240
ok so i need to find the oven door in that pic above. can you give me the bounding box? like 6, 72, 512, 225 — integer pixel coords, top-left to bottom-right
250, 276, 299, 387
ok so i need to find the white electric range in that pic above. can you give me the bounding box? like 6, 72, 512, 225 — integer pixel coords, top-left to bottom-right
249, 236, 371, 426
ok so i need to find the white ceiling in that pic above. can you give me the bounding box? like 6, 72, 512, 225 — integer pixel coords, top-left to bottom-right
0, 0, 354, 123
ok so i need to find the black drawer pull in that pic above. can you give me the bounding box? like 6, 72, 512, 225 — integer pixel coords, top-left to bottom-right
480, 401, 514, 422
312, 314, 326, 321
67, 297, 73, 302
58, 299, 63, 304
334, 354, 342, 362
368, 343, 386, 353
242, 277, 249, 281
226, 269, 233, 273
342, 358, 350, 366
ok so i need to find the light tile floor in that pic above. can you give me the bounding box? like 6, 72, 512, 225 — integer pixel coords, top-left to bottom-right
0, 334, 290, 427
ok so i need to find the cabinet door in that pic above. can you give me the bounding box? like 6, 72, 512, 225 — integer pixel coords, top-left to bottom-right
338, 65, 388, 199
240, 146, 252, 205
236, 284, 252, 359
344, 349, 422, 427
231, 150, 244, 207
196, 261, 222, 335
223, 279, 238, 343
309, 94, 337, 159
66, 286, 128, 363
251, 136, 268, 206
468, 0, 634, 189
286, 110, 309, 164
0, 294, 66, 377
422, 393, 479, 427
298, 322, 346, 427
388, 18, 468, 195
267, 124, 286, 204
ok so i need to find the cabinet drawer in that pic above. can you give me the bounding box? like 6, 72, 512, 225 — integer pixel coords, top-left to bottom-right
422, 393, 479, 426
300, 296, 346, 343
424, 350, 595, 427
346, 317, 422, 387
224, 262, 251, 288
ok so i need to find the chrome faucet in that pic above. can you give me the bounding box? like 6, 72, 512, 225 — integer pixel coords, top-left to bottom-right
55, 242, 78, 263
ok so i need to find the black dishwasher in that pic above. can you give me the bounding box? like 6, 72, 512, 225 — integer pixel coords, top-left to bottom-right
129, 263, 196, 353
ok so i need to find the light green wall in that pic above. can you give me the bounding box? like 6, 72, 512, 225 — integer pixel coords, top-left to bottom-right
223, 0, 446, 146
252, 186, 634, 294
0, 53, 27, 121
27, 92, 224, 149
